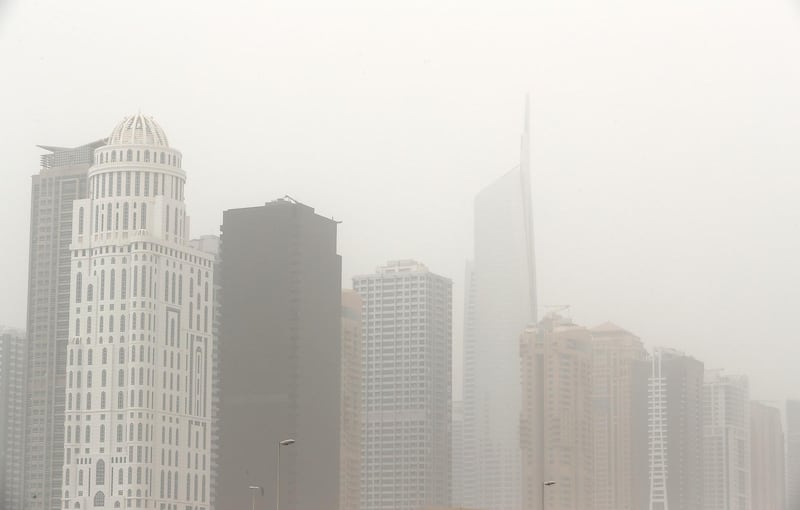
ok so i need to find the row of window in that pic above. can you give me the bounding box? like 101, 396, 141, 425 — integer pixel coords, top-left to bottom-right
96, 148, 181, 169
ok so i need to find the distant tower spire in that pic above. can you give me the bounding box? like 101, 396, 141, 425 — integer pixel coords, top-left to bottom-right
520, 94, 537, 322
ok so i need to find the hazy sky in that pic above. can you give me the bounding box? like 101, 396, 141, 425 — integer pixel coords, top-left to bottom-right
1, 0, 799, 402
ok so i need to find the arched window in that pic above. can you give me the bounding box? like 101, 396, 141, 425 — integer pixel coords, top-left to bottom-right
87, 372, 93, 387
75, 273, 83, 303
141, 204, 147, 230
205, 282, 209, 301
178, 276, 182, 305
123, 203, 129, 229
93, 491, 105, 507
87, 349, 93, 365
117, 391, 124, 408
87, 317, 92, 334
171, 273, 176, 303
101, 369, 107, 386
85, 425, 90, 442
120, 315, 126, 332
204, 306, 208, 332
126, 149, 133, 161
86, 392, 92, 410
119, 348, 125, 363
133, 266, 138, 298
117, 424, 123, 442
78, 207, 85, 235
118, 369, 124, 386
110, 269, 115, 299
96, 460, 105, 485
100, 391, 106, 409
100, 271, 105, 300
87, 284, 94, 302
121, 269, 127, 298
109, 315, 114, 332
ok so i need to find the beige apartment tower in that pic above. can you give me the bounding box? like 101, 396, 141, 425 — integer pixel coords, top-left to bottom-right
749, 401, 785, 510
341, 290, 362, 510
590, 323, 650, 510
520, 314, 593, 510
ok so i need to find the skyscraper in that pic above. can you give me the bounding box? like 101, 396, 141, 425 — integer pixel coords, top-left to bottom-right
520, 314, 593, 510
189, 235, 221, 510
750, 401, 785, 510
341, 290, 363, 510
23, 139, 102, 510
589, 322, 650, 510
462, 100, 536, 510
1, 331, 26, 510
787, 400, 800, 510
60, 113, 215, 510
703, 371, 750, 510
354, 260, 452, 510
217, 198, 342, 510
648, 349, 705, 510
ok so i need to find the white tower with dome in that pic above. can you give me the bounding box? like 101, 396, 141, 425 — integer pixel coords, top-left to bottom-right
61, 114, 214, 510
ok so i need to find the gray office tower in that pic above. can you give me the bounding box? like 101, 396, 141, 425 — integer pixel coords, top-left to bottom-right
787, 400, 800, 510
1, 331, 26, 510
462, 99, 536, 510
217, 198, 343, 510
354, 260, 452, 510
21, 140, 102, 510
648, 349, 705, 510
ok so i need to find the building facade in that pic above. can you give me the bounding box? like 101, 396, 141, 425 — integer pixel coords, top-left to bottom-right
451, 400, 464, 508
354, 260, 452, 510
703, 371, 750, 510
648, 349, 704, 510
23, 140, 101, 510
749, 401, 785, 510
1, 331, 27, 510
61, 114, 215, 510
217, 199, 342, 510
463, 101, 536, 510
341, 290, 363, 510
520, 314, 593, 510
589, 323, 650, 510
787, 400, 800, 510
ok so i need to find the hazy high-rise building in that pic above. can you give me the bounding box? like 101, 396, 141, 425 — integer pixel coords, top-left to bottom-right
520, 314, 593, 510
451, 400, 465, 507
1, 331, 26, 510
22, 139, 102, 510
60, 114, 215, 509
648, 348, 704, 510
341, 290, 363, 510
703, 371, 750, 510
217, 198, 342, 510
463, 100, 536, 510
189, 234, 221, 510
354, 260, 452, 510
589, 322, 650, 510
749, 401, 785, 510
787, 400, 800, 510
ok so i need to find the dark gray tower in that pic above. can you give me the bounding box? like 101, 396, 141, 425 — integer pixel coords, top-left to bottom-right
217, 198, 342, 510
22, 140, 102, 510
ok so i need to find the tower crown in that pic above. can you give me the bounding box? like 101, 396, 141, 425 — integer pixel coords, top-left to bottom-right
108, 113, 169, 147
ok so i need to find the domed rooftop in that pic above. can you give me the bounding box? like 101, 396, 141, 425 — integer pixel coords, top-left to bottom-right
108, 113, 169, 147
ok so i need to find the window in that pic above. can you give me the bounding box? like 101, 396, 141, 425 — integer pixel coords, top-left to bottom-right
123, 203, 129, 229
110, 269, 115, 299
78, 208, 84, 235
101, 369, 107, 386
75, 273, 83, 303
100, 271, 105, 300
87, 284, 94, 302
117, 425, 123, 442
141, 204, 147, 230
127, 149, 133, 161
96, 460, 105, 485
93, 492, 105, 507
75, 319, 80, 336
121, 269, 127, 299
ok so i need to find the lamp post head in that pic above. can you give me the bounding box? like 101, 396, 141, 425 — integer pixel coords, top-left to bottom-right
544, 481, 556, 486
279, 439, 296, 446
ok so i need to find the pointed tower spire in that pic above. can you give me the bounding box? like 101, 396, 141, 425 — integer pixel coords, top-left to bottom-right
519, 93, 537, 322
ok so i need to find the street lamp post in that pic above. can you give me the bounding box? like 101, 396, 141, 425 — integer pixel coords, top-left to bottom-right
542, 480, 556, 510
276, 439, 296, 510
248, 485, 264, 510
